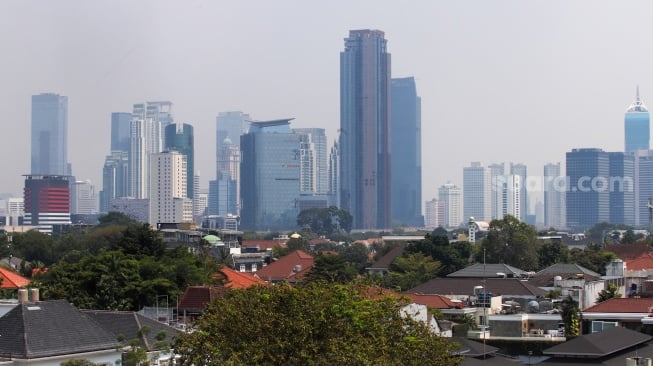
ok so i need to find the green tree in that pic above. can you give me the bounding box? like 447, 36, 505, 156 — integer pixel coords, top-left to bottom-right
340, 242, 370, 273
568, 244, 617, 275
596, 283, 622, 303
406, 234, 471, 277
114, 223, 165, 258
306, 254, 356, 283
622, 229, 637, 244
537, 241, 570, 269
173, 282, 462, 366
561, 295, 580, 338
477, 215, 539, 270
97, 211, 140, 227
297, 206, 353, 235
381, 253, 441, 291
61, 359, 95, 366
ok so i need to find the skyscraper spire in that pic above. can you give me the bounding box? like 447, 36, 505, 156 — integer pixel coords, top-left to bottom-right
627, 85, 648, 113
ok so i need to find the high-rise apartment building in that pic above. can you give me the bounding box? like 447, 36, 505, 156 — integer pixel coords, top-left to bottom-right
544, 163, 566, 229
492, 175, 521, 220
328, 141, 340, 207
488, 163, 505, 220
149, 151, 192, 227
463, 162, 491, 221
625, 87, 650, 153
391, 77, 422, 227
111, 112, 132, 152
566, 148, 610, 230
294, 128, 328, 196
424, 198, 445, 229
509, 163, 528, 222
634, 150, 653, 226
23, 175, 71, 232
438, 183, 462, 228
71, 180, 98, 215
129, 101, 173, 199
31, 93, 69, 175
164, 123, 194, 199
340, 29, 392, 230
240, 119, 301, 231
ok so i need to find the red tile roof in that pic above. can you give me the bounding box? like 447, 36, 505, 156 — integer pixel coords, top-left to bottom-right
242, 240, 287, 251
255, 250, 314, 282
583, 297, 653, 313
605, 244, 652, 260
401, 293, 463, 309
0, 267, 30, 288
626, 253, 653, 271
177, 286, 227, 312
219, 267, 268, 289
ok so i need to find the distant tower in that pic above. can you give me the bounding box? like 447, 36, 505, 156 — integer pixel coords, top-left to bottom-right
509, 163, 528, 222
340, 29, 392, 230
100, 151, 128, 213
71, 180, 98, 215
328, 141, 340, 207
164, 122, 194, 199
566, 148, 609, 230
463, 162, 491, 221
23, 174, 71, 233
215, 111, 250, 216
31, 93, 69, 175
438, 183, 462, 228
608, 152, 635, 226
391, 77, 422, 227
625, 86, 650, 153
111, 112, 132, 152
149, 151, 192, 226
543, 162, 566, 229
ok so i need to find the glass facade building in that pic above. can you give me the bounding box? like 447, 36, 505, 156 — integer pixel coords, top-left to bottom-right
625, 87, 649, 153
391, 77, 422, 227
31, 93, 69, 175
164, 122, 194, 199
340, 29, 392, 230
608, 152, 635, 225
565, 148, 609, 230
111, 112, 132, 152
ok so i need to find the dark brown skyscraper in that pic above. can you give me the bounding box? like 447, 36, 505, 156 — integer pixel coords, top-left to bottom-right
340, 29, 391, 230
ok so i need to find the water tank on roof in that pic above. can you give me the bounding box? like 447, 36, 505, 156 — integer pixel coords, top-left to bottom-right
528, 300, 540, 313
554, 276, 562, 281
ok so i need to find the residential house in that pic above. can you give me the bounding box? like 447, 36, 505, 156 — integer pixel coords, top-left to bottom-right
255, 250, 314, 283
366, 246, 405, 276
447, 263, 529, 279
177, 286, 226, 324
582, 297, 653, 333
0, 267, 30, 289
0, 298, 122, 366
532, 263, 605, 310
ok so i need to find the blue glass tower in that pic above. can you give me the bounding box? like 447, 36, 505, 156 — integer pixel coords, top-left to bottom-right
164, 123, 194, 198
31, 93, 68, 175
391, 77, 422, 226
625, 86, 649, 153
566, 148, 610, 230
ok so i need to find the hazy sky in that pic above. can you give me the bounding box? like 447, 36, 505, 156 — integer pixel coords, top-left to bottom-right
1, 1, 651, 210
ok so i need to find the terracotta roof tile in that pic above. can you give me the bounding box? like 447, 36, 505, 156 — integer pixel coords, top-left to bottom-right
605, 244, 652, 260
177, 286, 227, 312
401, 293, 462, 309
255, 250, 314, 282
219, 267, 268, 288
0, 267, 30, 288
626, 254, 653, 271
583, 297, 653, 313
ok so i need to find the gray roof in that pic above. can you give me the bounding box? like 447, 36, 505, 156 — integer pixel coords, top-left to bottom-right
367, 246, 405, 270
447, 263, 528, 278
453, 338, 499, 357
543, 326, 651, 358
408, 278, 547, 297
0, 300, 119, 359
536, 263, 600, 278
82, 310, 181, 351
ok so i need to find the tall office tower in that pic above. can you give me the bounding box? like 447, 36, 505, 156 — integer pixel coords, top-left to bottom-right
149, 151, 192, 227
544, 163, 566, 229
111, 112, 132, 152
23, 175, 71, 232
566, 148, 610, 230
488, 163, 505, 219
192, 171, 202, 222
31, 93, 69, 175
71, 180, 98, 215
294, 128, 328, 195
391, 77, 422, 226
208, 180, 218, 216
215, 111, 249, 216
216, 137, 239, 215
492, 175, 521, 220
625, 86, 650, 153
240, 119, 301, 231
438, 183, 462, 228
608, 152, 636, 225
164, 122, 194, 199
509, 163, 528, 222
328, 141, 340, 207
633, 150, 653, 226
129, 101, 173, 199
463, 162, 491, 221
340, 29, 392, 230
99, 151, 129, 213
424, 198, 445, 229
195, 190, 208, 220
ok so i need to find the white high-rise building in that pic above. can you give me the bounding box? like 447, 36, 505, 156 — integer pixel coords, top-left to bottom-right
509, 163, 528, 222
425, 198, 445, 229
438, 183, 462, 228
491, 175, 521, 220
294, 128, 328, 195
463, 162, 491, 221
149, 151, 192, 226
129, 101, 173, 199
488, 163, 505, 220
544, 162, 566, 229
7, 198, 24, 216
71, 180, 99, 215
328, 141, 340, 207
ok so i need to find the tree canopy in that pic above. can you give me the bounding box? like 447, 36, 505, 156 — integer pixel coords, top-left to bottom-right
296, 206, 353, 235
173, 281, 462, 366
477, 215, 539, 270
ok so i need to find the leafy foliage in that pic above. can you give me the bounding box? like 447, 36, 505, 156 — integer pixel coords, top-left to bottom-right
173, 282, 462, 366
306, 254, 357, 283
561, 295, 580, 338
381, 252, 441, 291
596, 283, 622, 304
296, 206, 353, 235
405, 234, 472, 277
477, 215, 539, 270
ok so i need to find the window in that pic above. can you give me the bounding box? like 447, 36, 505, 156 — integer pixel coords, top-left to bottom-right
239, 264, 245, 272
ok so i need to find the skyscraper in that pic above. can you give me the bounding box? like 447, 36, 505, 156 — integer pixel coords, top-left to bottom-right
294, 128, 328, 196
149, 151, 192, 226
488, 163, 505, 220
111, 112, 132, 152
608, 152, 635, 225
424, 198, 445, 229
100, 151, 128, 213
215, 111, 250, 216
31, 93, 69, 175
509, 163, 528, 222
625, 86, 649, 153
240, 119, 301, 231
328, 141, 340, 207
438, 183, 462, 228
566, 148, 609, 230
129, 101, 173, 199
71, 180, 98, 215
544, 162, 566, 229
23, 174, 71, 232
340, 29, 392, 230
463, 162, 491, 221
634, 150, 653, 226
164, 122, 194, 199
391, 77, 422, 226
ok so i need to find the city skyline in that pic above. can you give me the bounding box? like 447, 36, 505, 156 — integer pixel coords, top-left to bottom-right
3, 1, 653, 209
